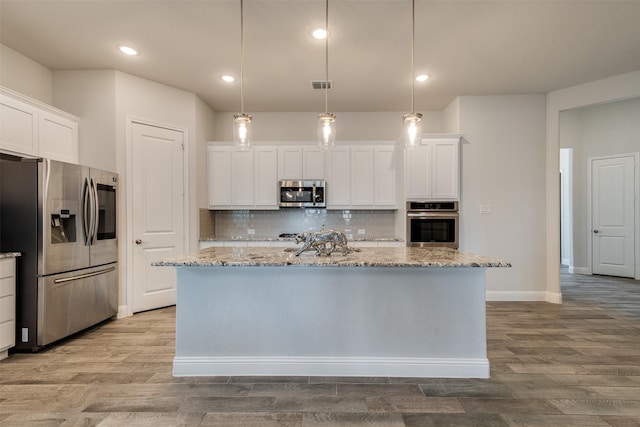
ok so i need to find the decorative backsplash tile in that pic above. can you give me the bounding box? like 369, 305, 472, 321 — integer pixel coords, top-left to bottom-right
200, 208, 397, 240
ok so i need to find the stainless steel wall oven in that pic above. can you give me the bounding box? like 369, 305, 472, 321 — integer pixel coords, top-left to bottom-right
406, 201, 459, 248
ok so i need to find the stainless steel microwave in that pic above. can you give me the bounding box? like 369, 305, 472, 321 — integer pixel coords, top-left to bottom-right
279, 180, 325, 208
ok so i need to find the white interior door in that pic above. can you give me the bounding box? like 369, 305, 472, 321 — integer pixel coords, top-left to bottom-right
132, 122, 184, 312
591, 155, 636, 278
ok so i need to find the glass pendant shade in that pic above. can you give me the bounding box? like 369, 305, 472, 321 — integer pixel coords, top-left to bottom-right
403, 112, 423, 149
233, 113, 253, 151
317, 112, 336, 149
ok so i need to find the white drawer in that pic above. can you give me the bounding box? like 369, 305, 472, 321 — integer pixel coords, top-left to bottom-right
0, 295, 15, 323
0, 320, 15, 351
0, 258, 15, 278
0, 277, 14, 297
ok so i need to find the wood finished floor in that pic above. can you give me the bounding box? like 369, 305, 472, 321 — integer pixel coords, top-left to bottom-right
1, 270, 639, 426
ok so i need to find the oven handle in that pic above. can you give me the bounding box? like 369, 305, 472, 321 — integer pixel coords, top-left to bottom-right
407, 212, 459, 218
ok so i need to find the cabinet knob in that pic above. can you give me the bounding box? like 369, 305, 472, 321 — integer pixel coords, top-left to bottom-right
593, 230, 599, 234
135, 239, 143, 244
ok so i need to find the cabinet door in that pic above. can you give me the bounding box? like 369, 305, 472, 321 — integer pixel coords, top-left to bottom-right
431, 139, 459, 199
0, 94, 39, 156
231, 150, 254, 206
0, 258, 16, 354
207, 146, 233, 207
351, 146, 374, 206
302, 147, 325, 179
254, 147, 278, 208
374, 145, 397, 207
277, 147, 303, 180
405, 144, 431, 199
326, 147, 351, 207
39, 112, 78, 163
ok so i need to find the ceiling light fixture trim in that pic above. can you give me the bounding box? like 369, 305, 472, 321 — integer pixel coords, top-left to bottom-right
117, 45, 139, 56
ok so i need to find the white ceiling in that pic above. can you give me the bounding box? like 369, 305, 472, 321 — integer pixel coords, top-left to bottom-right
1, 0, 640, 113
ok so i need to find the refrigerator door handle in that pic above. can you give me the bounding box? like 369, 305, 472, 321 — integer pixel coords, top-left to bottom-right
90, 178, 99, 245
52, 266, 116, 284
82, 177, 92, 245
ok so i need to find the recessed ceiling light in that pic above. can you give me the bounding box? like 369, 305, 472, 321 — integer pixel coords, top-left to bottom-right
416, 74, 430, 82
118, 45, 139, 56
311, 28, 328, 40
220, 75, 236, 83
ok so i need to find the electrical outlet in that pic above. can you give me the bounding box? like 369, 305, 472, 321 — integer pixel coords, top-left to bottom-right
357, 229, 366, 235
247, 229, 255, 235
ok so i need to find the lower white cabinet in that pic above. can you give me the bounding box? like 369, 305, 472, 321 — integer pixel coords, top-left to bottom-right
208, 145, 278, 209
0, 257, 16, 360
1, 87, 79, 163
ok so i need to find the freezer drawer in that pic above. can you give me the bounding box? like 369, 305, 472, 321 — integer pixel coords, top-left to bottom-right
37, 263, 118, 346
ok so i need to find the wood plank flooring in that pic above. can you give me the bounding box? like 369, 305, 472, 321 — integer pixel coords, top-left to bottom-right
1, 270, 639, 426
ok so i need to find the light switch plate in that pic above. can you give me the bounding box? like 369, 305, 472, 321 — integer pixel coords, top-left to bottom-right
480, 204, 493, 214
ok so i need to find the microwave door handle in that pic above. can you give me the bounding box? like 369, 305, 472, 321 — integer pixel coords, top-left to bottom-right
82, 177, 92, 245
312, 185, 316, 206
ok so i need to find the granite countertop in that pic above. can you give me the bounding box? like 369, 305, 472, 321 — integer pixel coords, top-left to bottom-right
0, 252, 21, 259
199, 236, 404, 242
154, 246, 510, 268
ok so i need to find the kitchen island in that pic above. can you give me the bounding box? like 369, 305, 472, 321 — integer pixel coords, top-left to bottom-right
156, 247, 510, 378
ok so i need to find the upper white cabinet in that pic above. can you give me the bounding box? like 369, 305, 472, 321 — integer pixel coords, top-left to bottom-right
277, 146, 325, 180
0, 87, 79, 163
208, 145, 278, 209
326, 144, 397, 209
405, 135, 460, 200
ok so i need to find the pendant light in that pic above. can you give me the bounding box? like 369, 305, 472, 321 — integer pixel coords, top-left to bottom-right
233, 0, 252, 151
317, 0, 336, 149
402, 0, 422, 149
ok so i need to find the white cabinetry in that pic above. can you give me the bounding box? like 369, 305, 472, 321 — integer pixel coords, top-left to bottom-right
405, 136, 460, 200
0, 257, 16, 360
208, 145, 278, 209
277, 146, 325, 180
0, 87, 79, 163
326, 144, 397, 209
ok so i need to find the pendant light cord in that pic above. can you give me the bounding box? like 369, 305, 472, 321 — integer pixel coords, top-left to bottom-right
240, 0, 245, 114
411, 0, 415, 114
324, 0, 329, 114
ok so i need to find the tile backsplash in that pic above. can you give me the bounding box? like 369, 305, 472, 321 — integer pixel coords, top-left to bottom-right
200, 208, 397, 240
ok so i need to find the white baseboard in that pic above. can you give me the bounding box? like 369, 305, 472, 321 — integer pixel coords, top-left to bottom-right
569, 266, 590, 275
486, 291, 549, 301
117, 305, 131, 319
173, 356, 490, 379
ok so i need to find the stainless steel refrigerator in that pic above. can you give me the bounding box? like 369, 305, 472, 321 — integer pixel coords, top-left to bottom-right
0, 154, 118, 351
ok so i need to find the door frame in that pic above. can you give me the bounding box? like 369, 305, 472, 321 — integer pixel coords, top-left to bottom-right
124, 116, 190, 317
587, 152, 639, 279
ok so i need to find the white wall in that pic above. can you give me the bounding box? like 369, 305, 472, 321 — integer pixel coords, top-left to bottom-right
0, 44, 53, 104
546, 69, 640, 302
560, 97, 640, 272
459, 95, 548, 300
443, 97, 461, 133
212, 111, 445, 141
53, 70, 117, 171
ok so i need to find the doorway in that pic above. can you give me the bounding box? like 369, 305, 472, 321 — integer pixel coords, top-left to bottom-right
589, 153, 638, 279
128, 120, 186, 313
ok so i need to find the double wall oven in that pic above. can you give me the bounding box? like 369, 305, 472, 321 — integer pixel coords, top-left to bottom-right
406, 201, 459, 248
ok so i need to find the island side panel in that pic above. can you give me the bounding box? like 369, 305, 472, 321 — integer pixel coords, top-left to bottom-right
174, 266, 488, 378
